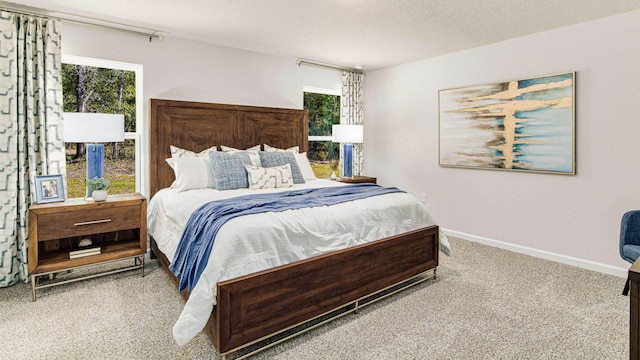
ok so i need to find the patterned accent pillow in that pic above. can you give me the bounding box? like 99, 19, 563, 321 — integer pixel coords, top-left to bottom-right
258, 151, 305, 184
170, 145, 217, 158
245, 164, 293, 190
263, 144, 300, 153
220, 145, 261, 167
209, 151, 252, 190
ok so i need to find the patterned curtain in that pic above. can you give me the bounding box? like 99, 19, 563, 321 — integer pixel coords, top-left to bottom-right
0, 12, 65, 287
341, 71, 364, 176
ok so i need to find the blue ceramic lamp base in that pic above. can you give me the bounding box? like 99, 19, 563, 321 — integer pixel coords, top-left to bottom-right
343, 143, 353, 178
86, 143, 105, 198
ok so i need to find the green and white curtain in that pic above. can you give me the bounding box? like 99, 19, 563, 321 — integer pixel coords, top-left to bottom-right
341, 71, 364, 176
0, 12, 65, 287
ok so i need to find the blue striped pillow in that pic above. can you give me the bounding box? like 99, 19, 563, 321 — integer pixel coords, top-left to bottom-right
209, 151, 252, 190
258, 151, 305, 184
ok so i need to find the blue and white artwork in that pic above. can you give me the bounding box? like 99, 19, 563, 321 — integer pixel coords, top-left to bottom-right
439, 72, 575, 174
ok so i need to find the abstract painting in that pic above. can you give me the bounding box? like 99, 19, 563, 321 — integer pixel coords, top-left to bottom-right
439, 72, 575, 174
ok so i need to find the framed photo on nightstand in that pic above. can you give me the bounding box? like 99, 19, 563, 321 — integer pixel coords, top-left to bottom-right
34, 174, 65, 204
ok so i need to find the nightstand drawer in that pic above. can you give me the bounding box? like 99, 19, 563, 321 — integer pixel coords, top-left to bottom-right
36, 205, 141, 241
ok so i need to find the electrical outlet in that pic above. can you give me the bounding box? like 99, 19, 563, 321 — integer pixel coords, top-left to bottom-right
420, 193, 427, 203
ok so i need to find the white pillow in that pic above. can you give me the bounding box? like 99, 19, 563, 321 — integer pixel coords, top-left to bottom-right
264, 144, 300, 153
220, 145, 261, 167
170, 145, 217, 158
295, 152, 316, 181
245, 164, 293, 190
166, 157, 216, 192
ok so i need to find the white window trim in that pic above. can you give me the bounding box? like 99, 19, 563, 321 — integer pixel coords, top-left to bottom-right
303, 85, 341, 97
61, 55, 146, 197
309, 135, 333, 141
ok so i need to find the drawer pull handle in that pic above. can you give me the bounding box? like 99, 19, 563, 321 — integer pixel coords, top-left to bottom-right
74, 219, 112, 226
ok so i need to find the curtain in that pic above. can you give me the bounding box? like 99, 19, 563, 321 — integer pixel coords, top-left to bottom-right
341, 71, 364, 176
0, 12, 65, 287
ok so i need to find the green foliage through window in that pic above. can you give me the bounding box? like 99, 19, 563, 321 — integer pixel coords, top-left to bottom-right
62, 64, 136, 132
305, 92, 340, 136
304, 91, 341, 178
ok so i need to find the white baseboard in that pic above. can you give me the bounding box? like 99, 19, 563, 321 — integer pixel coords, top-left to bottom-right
442, 228, 628, 278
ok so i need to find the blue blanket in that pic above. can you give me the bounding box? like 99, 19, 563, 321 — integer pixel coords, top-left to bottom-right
169, 183, 404, 292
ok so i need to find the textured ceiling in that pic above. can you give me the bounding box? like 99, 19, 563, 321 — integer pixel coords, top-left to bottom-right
4, 0, 640, 70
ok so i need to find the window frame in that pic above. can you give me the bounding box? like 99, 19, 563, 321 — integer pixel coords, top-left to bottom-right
303, 85, 341, 142
303, 85, 342, 178
61, 54, 146, 196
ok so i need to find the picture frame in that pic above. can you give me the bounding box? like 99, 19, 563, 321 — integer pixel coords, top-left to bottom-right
34, 174, 66, 204
438, 72, 576, 175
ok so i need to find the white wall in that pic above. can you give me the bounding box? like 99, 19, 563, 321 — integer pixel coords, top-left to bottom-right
364, 10, 640, 274
61, 22, 342, 197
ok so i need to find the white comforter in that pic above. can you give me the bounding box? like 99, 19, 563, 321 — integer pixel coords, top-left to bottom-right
147, 179, 450, 345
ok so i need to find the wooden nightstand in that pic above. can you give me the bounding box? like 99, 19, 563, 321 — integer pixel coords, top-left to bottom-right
336, 176, 377, 184
28, 193, 147, 301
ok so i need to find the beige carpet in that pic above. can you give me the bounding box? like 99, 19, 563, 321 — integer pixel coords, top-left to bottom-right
0, 237, 628, 359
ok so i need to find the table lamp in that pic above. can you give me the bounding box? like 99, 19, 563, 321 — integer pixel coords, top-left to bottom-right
332, 124, 363, 178
63, 112, 125, 197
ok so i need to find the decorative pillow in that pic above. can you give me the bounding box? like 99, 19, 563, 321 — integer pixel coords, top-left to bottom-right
170, 145, 217, 158
263, 144, 300, 153
220, 145, 261, 167
245, 164, 293, 190
166, 157, 216, 191
258, 151, 305, 184
209, 151, 252, 190
295, 152, 317, 181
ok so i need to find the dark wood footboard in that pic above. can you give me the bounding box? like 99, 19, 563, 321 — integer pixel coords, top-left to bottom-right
151, 225, 439, 355
217, 225, 438, 354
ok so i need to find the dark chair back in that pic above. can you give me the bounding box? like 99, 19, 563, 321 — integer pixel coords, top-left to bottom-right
620, 210, 640, 263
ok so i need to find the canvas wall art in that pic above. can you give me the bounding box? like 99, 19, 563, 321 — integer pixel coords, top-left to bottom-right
438, 72, 575, 174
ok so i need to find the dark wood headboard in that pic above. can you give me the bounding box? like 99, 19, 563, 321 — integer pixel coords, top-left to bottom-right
149, 99, 308, 198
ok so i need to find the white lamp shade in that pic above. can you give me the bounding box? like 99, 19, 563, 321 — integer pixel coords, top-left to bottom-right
332, 124, 363, 143
63, 113, 125, 143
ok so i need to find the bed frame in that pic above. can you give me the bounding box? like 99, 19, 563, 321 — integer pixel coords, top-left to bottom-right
148, 99, 439, 359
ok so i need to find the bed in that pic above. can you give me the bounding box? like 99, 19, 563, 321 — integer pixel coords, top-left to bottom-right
148, 99, 444, 359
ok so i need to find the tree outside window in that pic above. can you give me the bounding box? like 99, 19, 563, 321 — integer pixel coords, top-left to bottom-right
304, 90, 341, 178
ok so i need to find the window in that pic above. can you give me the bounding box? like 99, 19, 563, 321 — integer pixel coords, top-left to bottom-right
62, 55, 144, 198
304, 87, 341, 178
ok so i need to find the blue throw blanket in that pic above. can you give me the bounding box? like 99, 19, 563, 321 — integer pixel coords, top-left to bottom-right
169, 183, 404, 292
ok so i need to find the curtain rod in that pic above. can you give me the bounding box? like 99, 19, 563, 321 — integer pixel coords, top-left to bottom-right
297, 58, 364, 74
0, 2, 164, 41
